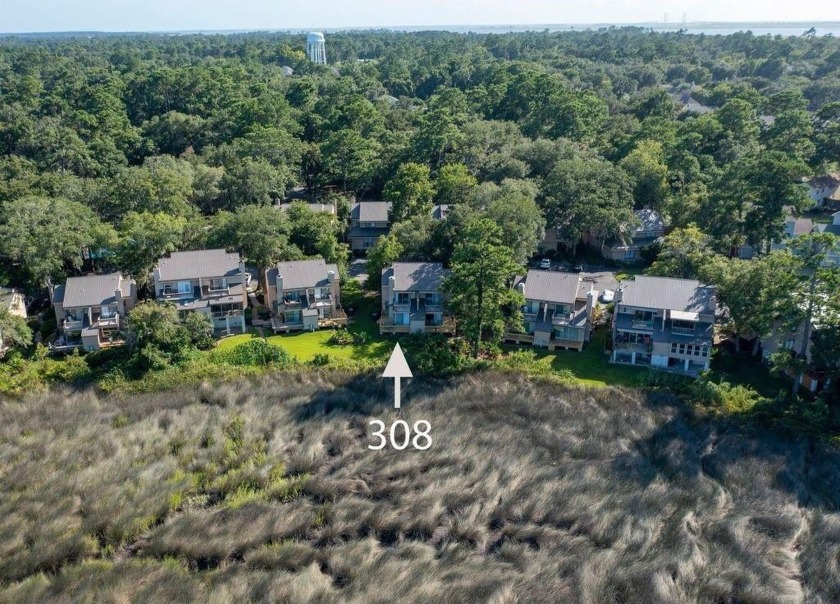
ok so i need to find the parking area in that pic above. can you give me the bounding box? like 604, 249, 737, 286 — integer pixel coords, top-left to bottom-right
529, 258, 621, 300
580, 270, 619, 296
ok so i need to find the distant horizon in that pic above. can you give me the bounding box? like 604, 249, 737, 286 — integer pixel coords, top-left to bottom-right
3, 19, 840, 37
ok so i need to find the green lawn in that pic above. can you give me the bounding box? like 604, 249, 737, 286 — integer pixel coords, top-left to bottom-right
501, 327, 653, 387
216, 279, 392, 364
614, 266, 646, 282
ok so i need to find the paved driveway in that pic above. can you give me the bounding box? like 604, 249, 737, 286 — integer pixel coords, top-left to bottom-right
580, 270, 619, 295
349, 258, 368, 285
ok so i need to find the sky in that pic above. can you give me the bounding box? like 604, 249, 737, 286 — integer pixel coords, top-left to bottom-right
1, 0, 838, 33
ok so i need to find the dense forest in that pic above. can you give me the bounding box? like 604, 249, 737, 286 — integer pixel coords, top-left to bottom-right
0, 28, 838, 397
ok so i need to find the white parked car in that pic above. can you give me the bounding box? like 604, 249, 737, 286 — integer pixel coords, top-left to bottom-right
539, 258, 551, 270
600, 289, 615, 304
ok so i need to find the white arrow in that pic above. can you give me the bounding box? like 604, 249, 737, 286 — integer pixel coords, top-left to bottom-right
382, 343, 412, 409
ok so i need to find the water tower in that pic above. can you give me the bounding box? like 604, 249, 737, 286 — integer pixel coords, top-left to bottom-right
306, 32, 327, 65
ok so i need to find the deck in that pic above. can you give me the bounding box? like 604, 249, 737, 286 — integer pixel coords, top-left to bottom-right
503, 332, 584, 351
379, 317, 456, 335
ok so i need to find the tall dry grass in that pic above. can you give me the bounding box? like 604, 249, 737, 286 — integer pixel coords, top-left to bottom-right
0, 371, 838, 603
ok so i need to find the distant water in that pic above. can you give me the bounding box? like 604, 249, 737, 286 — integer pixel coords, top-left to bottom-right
5, 22, 840, 38
220, 22, 840, 38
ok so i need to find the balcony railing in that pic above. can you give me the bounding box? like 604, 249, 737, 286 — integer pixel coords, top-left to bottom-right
552, 312, 572, 325
211, 309, 243, 319
670, 325, 696, 336
63, 318, 85, 331
94, 316, 120, 329
631, 319, 655, 329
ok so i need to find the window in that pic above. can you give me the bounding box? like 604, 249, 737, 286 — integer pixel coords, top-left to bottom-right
633, 310, 654, 323
671, 343, 709, 357
65, 309, 84, 322
783, 339, 795, 350
162, 281, 192, 295
212, 303, 241, 318
425, 313, 442, 326
395, 312, 409, 326
624, 249, 636, 260
395, 293, 410, 306
100, 304, 116, 319
617, 331, 650, 345
425, 293, 442, 306
285, 310, 302, 323
524, 300, 540, 314
363, 238, 374, 248
209, 278, 227, 291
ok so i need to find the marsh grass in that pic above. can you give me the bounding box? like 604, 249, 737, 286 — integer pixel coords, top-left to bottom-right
1, 372, 839, 602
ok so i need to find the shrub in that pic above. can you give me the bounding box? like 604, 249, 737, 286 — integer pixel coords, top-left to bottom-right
219, 339, 293, 367
689, 378, 764, 414
327, 329, 354, 346
39, 314, 57, 340
183, 313, 214, 350
43, 349, 90, 383
311, 353, 330, 367
402, 334, 467, 375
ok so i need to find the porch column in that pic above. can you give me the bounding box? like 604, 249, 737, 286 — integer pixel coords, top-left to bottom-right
631, 352, 636, 365
684, 358, 690, 372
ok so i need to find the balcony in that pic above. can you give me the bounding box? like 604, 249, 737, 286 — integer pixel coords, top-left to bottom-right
379, 322, 411, 334
523, 309, 539, 319
95, 316, 120, 329
211, 309, 243, 319
551, 311, 573, 326
631, 319, 655, 330
63, 317, 85, 332
670, 325, 696, 336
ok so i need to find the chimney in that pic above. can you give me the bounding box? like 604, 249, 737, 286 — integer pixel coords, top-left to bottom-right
239, 260, 246, 283
277, 274, 284, 291
327, 270, 335, 284
585, 290, 597, 341
517, 282, 525, 296
115, 286, 124, 316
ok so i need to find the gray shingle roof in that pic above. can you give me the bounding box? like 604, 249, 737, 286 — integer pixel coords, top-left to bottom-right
633, 209, 666, 234
266, 259, 338, 290
351, 201, 391, 223
383, 262, 448, 292
347, 227, 389, 239
618, 276, 716, 313
787, 216, 815, 236
156, 249, 242, 281
61, 273, 132, 308
278, 202, 335, 215
516, 270, 581, 304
